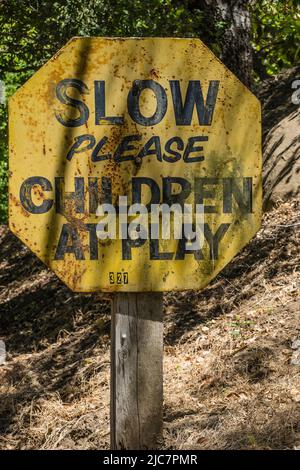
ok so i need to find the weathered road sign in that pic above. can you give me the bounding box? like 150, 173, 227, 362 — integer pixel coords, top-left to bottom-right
9, 37, 261, 292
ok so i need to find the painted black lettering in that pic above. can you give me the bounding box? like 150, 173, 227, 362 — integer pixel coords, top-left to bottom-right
150, 239, 174, 260
94, 80, 124, 125
88, 177, 112, 214
85, 223, 99, 260
114, 135, 142, 163
204, 223, 230, 260
175, 228, 204, 260
127, 80, 167, 126
195, 178, 219, 213
163, 137, 184, 162
54, 223, 85, 260
55, 177, 85, 214
55, 79, 89, 127
91, 136, 111, 162
132, 177, 160, 209
66, 134, 95, 161
122, 236, 146, 260
163, 177, 191, 207
138, 136, 162, 162
183, 136, 208, 162
170, 80, 219, 125
19, 176, 53, 214
223, 177, 253, 214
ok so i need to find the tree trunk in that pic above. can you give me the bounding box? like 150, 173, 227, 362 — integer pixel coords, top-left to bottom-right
198, 0, 254, 89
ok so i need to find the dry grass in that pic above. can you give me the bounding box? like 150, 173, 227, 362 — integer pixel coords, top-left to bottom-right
0, 199, 300, 449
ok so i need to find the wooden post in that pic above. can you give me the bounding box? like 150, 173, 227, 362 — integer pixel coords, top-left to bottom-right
111, 292, 163, 450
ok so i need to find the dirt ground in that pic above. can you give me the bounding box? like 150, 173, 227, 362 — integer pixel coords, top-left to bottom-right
0, 199, 299, 450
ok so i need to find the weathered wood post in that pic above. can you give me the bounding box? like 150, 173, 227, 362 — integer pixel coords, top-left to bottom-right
111, 293, 163, 450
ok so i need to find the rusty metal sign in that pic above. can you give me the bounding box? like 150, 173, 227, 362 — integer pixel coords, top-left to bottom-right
9, 37, 262, 292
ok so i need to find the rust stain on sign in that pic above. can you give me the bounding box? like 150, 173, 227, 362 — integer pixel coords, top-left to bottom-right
9, 37, 262, 292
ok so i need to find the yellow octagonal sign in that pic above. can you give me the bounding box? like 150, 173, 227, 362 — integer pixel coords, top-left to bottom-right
9, 38, 262, 292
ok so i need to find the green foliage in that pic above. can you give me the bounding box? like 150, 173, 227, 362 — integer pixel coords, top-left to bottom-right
0, 122, 8, 223
0, 155, 7, 223
251, 0, 300, 79
0, 0, 205, 77
0, 72, 30, 223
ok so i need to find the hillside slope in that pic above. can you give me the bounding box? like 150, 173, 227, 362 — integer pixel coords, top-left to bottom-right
0, 199, 299, 450
257, 64, 300, 209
